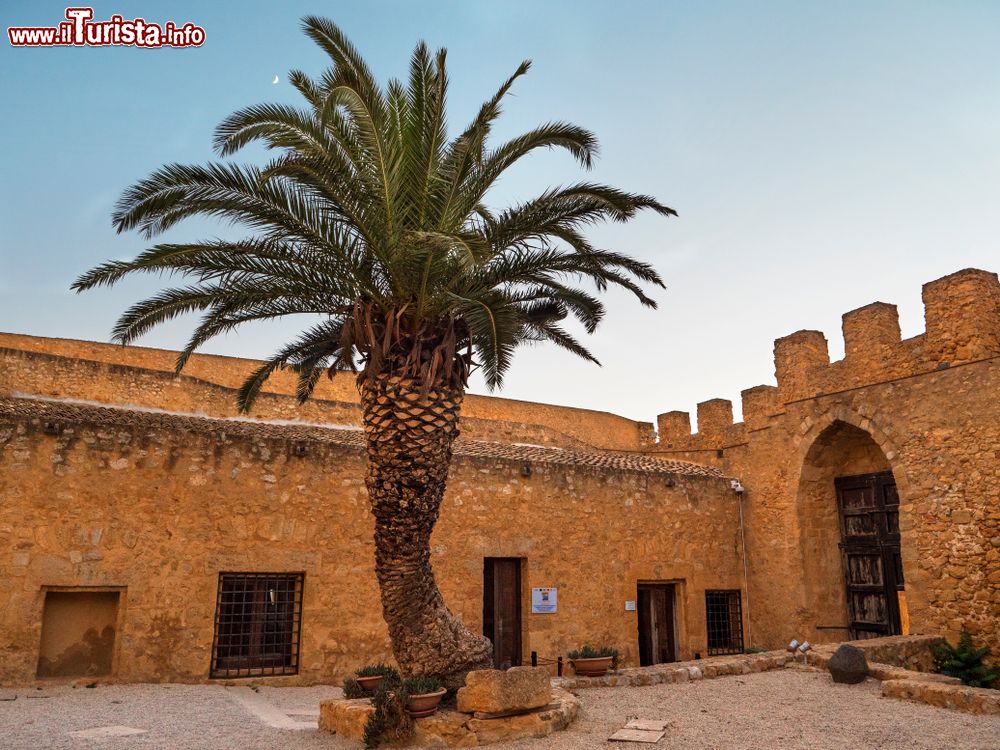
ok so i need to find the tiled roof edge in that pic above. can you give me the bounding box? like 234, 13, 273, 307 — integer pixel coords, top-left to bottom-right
0, 397, 726, 479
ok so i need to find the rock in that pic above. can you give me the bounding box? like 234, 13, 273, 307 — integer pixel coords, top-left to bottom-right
828, 644, 868, 684
465, 688, 578, 744
456, 666, 551, 715
317, 688, 579, 746
318, 697, 372, 738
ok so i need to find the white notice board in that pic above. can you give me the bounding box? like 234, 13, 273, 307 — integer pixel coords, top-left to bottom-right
531, 587, 557, 613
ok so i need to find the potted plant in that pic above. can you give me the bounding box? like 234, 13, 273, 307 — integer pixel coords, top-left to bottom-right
354, 663, 400, 695
403, 676, 446, 718
568, 645, 619, 677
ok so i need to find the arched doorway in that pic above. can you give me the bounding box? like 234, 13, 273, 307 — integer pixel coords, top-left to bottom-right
797, 420, 907, 642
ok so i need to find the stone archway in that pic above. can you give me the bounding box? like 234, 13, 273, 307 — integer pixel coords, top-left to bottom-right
795, 418, 906, 643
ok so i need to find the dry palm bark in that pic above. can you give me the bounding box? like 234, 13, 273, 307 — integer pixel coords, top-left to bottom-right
361, 375, 492, 686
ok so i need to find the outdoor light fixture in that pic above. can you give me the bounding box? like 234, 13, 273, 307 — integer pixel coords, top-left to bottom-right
521, 463, 532, 477
787, 639, 799, 653
730, 479, 744, 494
797, 641, 812, 664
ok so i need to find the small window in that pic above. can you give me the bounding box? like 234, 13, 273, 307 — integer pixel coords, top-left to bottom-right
210, 572, 303, 678
705, 590, 743, 655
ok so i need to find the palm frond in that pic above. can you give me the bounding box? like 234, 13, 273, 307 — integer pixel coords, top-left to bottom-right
76, 16, 675, 406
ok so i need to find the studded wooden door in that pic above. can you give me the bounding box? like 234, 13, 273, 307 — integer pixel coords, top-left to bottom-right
483, 558, 522, 668
835, 472, 903, 639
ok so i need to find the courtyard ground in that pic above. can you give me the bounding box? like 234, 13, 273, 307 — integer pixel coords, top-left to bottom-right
1, 669, 997, 749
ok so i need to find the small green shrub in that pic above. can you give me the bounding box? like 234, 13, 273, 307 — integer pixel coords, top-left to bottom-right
567, 644, 620, 669
360, 674, 442, 749
931, 630, 999, 688
745, 646, 769, 654
403, 675, 443, 695
356, 663, 401, 681
342, 677, 367, 699
362, 683, 413, 750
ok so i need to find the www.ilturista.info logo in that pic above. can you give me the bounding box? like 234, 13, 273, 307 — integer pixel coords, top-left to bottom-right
8, 7, 205, 48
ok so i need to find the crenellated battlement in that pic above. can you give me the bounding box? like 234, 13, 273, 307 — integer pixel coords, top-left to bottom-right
656, 267, 1000, 446
740, 384, 778, 430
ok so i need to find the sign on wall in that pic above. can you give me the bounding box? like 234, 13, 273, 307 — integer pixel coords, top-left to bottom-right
531, 587, 557, 614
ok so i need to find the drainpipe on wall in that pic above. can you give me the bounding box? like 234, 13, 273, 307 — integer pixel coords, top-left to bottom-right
731, 478, 752, 649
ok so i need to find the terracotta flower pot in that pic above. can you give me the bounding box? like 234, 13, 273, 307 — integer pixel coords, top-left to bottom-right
406, 687, 447, 718
571, 656, 613, 677
355, 675, 384, 694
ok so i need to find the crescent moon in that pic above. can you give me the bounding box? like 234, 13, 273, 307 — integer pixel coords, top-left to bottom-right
272, 75, 279, 85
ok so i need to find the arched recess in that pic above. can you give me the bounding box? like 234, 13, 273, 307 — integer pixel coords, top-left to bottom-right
795, 416, 908, 643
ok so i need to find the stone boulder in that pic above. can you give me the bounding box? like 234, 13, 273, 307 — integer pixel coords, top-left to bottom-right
456, 666, 551, 715
828, 644, 869, 684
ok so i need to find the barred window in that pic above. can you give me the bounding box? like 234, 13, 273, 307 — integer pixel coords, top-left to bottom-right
705, 590, 743, 655
210, 572, 303, 678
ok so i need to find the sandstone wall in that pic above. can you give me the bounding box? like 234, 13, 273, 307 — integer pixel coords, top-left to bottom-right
0, 400, 740, 686
2, 267, 996, 683
0, 333, 654, 451
652, 269, 1000, 656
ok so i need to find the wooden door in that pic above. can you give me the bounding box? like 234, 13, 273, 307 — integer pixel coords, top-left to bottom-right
483, 558, 522, 668
637, 583, 676, 665
835, 472, 903, 639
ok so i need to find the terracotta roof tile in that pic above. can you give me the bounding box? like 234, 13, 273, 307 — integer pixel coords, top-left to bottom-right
0, 396, 725, 479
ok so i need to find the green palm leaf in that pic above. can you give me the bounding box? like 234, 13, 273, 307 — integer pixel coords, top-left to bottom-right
75, 15, 675, 410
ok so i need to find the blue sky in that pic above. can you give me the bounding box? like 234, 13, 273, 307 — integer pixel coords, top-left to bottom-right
2, 1, 998, 424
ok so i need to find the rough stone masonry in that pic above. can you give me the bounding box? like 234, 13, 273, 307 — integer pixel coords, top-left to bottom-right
0, 267, 997, 686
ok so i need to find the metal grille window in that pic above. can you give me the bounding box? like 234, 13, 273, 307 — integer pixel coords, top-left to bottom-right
210, 572, 303, 678
705, 590, 743, 655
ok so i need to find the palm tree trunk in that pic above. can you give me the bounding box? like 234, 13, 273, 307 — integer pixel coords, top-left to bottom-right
360, 374, 494, 688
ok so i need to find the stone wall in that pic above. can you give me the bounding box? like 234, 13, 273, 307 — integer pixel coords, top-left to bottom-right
652, 269, 1000, 656
0, 333, 654, 451
2, 266, 997, 684
0, 398, 739, 686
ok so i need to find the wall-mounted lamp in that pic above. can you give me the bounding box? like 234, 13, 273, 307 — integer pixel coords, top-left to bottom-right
730, 479, 744, 494
665, 476, 676, 488
520, 463, 532, 477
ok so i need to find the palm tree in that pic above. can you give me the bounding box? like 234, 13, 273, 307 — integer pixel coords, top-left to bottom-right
74, 17, 675, 687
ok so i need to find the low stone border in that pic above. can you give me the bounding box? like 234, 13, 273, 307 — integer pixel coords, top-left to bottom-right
794, 636, 1000, 716
806, 635, 943, 673
808, 653, 960, 684
553, 635, 999, 717
553, 651, 791, 689
881, 679, 1000, 715
319, 686, 579, 747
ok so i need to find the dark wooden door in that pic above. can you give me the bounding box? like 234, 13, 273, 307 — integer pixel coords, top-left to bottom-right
637, 584, 676, 665
835, 472, 904, 639
483, 558, 522, 668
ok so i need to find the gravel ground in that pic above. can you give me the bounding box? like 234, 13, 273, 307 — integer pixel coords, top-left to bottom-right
1, 670, 997, 749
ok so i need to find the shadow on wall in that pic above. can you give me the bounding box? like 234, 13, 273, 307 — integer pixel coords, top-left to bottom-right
36, 590, 119, 678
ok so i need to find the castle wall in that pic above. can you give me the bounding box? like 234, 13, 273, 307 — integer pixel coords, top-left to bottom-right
0, 401, 740, 686
0, 333, 654, 452
1, 267, 997, 684
653, 269, 1000, 655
